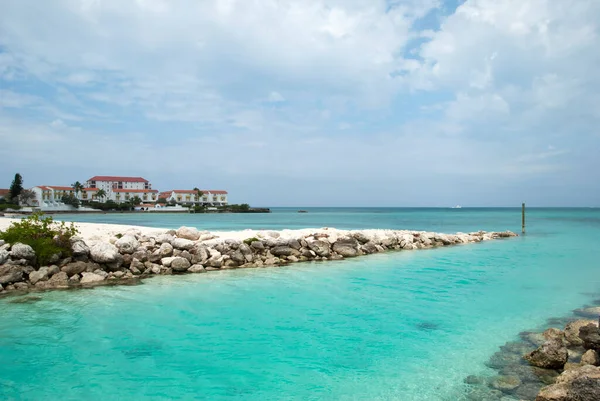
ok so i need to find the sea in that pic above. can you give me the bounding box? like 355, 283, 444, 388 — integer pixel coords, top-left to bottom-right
1, 207, 599, 400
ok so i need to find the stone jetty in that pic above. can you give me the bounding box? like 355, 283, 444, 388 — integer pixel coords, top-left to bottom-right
0, 224, 517, 295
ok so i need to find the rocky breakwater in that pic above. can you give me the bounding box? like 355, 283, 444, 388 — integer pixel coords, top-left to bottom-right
0, 226, 517, 295
463, 308, 600, 401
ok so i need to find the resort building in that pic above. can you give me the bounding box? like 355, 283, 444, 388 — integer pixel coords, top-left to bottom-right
30, 186, 100, 207
0, 188, 9, 200
160, 190, 228, 206
109, 189, 159, 203
85, 176, 152, 199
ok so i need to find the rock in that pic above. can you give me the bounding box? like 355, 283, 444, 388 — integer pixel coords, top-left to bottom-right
90, 242, 120, 263
536, 365, 600, 401
61, 261, 90, 277
250, 241, 264, 250
132, 250, 149, 262
160, 257, 176, 267
332, 238, 359, 257
157, 242, 173, 257
230, 250, 245, 264
115, 235, 139, 254
524, 338, 568, 369
47, 265, 60, 276
271, 246, 295, 257
489, 375, 522, 391
46, 272, 69, 288
69, 274, 81, 283
207, 256, 223, 268
80, 272, 106, 284
176, 226, 201, 241
307, 240, 330, 257
28, 267, 49, 284
13, 282, 29, 290
93, 269, 108, 278
171, 238, 195, 250
581, 350, 600, 366
0, 264, 23, 285
580, 324, 600, 350
188, 264, 205, 273
565, 320, 597, 346
113, 271, 125, 278
71, 240, 90, 256
151, 265, 161, 275
574, 307, 600, 319
360, 242, 379, 254
10, 243, 35, 260
543, 328, 566, 343
170, 257, 191, 272
0, 249, 9, 264
156, 233, 174, 244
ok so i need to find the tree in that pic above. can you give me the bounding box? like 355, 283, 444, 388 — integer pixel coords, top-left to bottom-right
18, 189, 36, 206
62, 194, 80, 209
194, 187, 204, 202
9, 173, 23, 203
72, 181, 84, 196
96, 189, 107, 202
130, 196, 142, 206
157, 197, 168, 204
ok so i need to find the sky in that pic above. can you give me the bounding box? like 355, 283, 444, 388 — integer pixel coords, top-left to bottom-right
0, 0, 599, 207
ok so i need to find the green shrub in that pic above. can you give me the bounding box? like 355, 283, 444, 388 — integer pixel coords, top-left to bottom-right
243, 237, 259, 245
0, 204, 21, 211
0, 212, 79, 266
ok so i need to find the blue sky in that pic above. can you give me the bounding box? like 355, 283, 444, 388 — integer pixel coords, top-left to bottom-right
1, 0, 599, 207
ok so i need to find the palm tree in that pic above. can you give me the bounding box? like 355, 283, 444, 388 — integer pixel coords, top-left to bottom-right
130, 196, 143, 206
71, 181, 84, 198
193, 187, 204, 203
96, 189, 107, 202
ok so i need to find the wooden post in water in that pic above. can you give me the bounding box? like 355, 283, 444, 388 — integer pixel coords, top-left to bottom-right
522, 203, 526, 234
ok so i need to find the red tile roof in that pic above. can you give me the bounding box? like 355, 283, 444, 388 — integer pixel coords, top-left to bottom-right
113, 189, 158, 193
88, 176, 148, 183
46, 186, 74, 191
83, 188, 99, 191
0, 188, 10, 196
206, 190, 228, 195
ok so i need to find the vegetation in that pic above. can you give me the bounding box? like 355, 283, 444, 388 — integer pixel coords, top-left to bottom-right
0, 212, 79, 267
243, 237, 259, 245
71, 181, 84, 195
157, 197, 168, 204
95, 189, 107, 202
81, 200, 132, 211
193, 187, 204, 200
130, 196, 142, 206
0, 203, 21, 211
18, 189, 36, 206
62, 193, 80, 208
9, 173, 24, 204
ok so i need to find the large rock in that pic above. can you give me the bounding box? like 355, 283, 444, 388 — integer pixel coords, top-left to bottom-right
90, 242, 120, 263
157, 242, 173, 257
332, 238, 359, 257
579, 324, 600, 350
525, 338, 568, 369
0, 249, 9, 265
176, 226, 201, 241
271, 246, 295, 257
307, 240, 330, 257
160, 257, 176, 267
61, 261, 90, 277
80, 272, 106, 284
28, 267, 49, 284
42, 271, 69, 289
171, 238, 195, 250
115, 235, 139, 254
188, 264, 205, 273
574, 307, 600, 319
0, 264, 23, 285
170, 257, 191, 272
536, 365, 600, 401
71, 240, 90, 256
581, 350, 600, 366
10, 243, 35, 260
565, 320, 597, 346
489, 375, 522, 391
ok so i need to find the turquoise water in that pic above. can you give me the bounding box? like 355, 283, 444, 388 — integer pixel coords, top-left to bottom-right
1, 208, 600, 400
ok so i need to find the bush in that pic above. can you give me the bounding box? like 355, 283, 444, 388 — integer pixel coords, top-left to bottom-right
0, 212, 79, 266
243, 237, 259, 245
0, 204, 22, 211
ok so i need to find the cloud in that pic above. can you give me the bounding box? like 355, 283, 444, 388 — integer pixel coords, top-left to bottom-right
0, 0, 599, 206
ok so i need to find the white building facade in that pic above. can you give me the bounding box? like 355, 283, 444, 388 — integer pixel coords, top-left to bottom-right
85, 176, 152, 199
160, 190, 228, 206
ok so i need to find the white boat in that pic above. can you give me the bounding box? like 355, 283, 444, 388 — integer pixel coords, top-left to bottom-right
451, 205, 462, 209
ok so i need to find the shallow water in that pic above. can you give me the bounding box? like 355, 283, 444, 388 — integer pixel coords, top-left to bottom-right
1, 208, 600, 400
